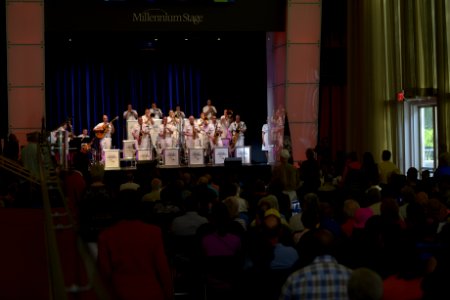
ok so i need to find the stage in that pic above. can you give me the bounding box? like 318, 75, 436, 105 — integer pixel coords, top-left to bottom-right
103, 160, 273, 191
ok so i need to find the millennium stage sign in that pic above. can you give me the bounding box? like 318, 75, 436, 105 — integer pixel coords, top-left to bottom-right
45, 0, 285, 32
132, 9, 204, 26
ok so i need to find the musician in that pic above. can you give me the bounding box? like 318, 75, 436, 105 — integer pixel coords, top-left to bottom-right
174, 105, 186, 119
51, 121, 73, 144
158, 117, 176, 157
202, 99, 217, 120
93, 115, 115, 159
219, 109, 233, 146
122, 103, 138, 121
131, 117, 150, 150
149, 102, 163, 119
183, 115, 201, 149
229, 114, 247, 148
77, 128, 90, 140
77, 128, 91, 154
205, 115, 223, 150
197, 112, 209, 149
167, 110, 180, 147
262, 120, 272, 160
141, 108, 154, 126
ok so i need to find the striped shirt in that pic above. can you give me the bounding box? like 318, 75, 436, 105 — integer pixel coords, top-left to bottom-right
279, 255, 352, 300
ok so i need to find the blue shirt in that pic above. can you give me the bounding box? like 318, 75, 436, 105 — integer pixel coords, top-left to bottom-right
279, 255, 352, 300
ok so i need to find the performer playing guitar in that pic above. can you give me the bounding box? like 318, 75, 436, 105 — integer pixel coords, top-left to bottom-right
93, 115, 117, 162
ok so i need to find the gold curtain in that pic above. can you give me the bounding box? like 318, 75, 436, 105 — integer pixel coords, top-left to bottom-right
346, 0, 450, 158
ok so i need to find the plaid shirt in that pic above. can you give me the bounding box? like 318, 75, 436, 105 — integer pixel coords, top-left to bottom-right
279, 255, 352, 300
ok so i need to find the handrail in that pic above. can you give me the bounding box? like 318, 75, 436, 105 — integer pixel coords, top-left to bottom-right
0, 155, 41, 186
38, 134, 112, 300
38, 140, 69, 300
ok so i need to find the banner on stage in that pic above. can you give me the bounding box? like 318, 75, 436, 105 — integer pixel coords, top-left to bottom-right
123, 140, 135, 159
235, 146, 251, 164
214, 147, 229, 165
189, 147, 204, 165
137, 149, 152, 161
126, 120, 138, 141
164, 147, 179, 166
104, 149, 120, 169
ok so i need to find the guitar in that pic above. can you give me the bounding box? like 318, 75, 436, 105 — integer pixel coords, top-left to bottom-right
95, 116, 118, 139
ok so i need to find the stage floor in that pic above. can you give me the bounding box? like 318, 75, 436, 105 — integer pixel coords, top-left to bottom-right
103, 160, 273, 189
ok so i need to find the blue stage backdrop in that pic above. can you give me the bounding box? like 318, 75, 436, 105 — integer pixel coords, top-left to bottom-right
45, 31, 269, 162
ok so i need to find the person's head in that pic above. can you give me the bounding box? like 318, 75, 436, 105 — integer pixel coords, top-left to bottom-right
151, 178, 162, 191
306, 148, 315, 160
8, 133, 18, 142
200, 112, 206, 119
145, 108, 150, 116
102, 115, 109, 122
348, 268, 383, 300
211, 115, 217, 124
223, 196, 240, 219
362, 152, 375, 166
151, 102, 157, 109
382, 150, 391, 161
302, 229, 336, 257
137, 117, 143, 125
125, 172, 134, 182
207, 99, 212, 106
407, 167, 418, 181
263, 208, 282, 229
127, 104, 132, 110
235, 115, 241, 122
175, 105, 181, 111
343, 199, 360, 218
162, 116, 168, 124
280, 149, 290, 162
189, 115, 195, 124
168, 110, 175, 118
82, 128, 88, 135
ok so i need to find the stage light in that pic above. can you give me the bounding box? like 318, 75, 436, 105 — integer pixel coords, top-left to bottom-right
217, 37, 221, 41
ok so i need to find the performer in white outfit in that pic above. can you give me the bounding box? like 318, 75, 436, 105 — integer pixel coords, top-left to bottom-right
142, 108, 157, 150
220, 109, 233, 146
131, 117, 151, 150
93, 114, 116, 161
150, 102, 163, 119
262, 120, 273, 160
158, 117, 176, 157
183, 115, 201, 149
167, 110, 180, 148
205, 115, 223, 150
122, 104, 138, 121
202, 99, 217, 120
197, 112, 209, 149
174, 105, 186, 119
229, 114, 247, 149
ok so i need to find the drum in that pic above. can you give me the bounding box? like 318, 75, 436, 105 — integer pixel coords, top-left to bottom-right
81, 143, 91, 153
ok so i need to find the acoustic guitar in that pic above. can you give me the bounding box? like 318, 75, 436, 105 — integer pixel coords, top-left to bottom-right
95, 116, 118, 139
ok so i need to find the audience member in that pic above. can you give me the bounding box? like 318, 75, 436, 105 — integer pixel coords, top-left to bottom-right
97, 190, 173, 300
347, 268, 383, 300
378, 150, 400, 186
119, 172, 140, 192
142, 177, 162, 202
280, 229, 352, 299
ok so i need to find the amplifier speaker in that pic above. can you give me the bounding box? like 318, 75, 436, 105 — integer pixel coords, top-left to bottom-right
224, 157, 242, 167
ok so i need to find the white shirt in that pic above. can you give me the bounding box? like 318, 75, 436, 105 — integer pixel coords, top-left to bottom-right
123, 109, 138, 121
202, 105, 217, 119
